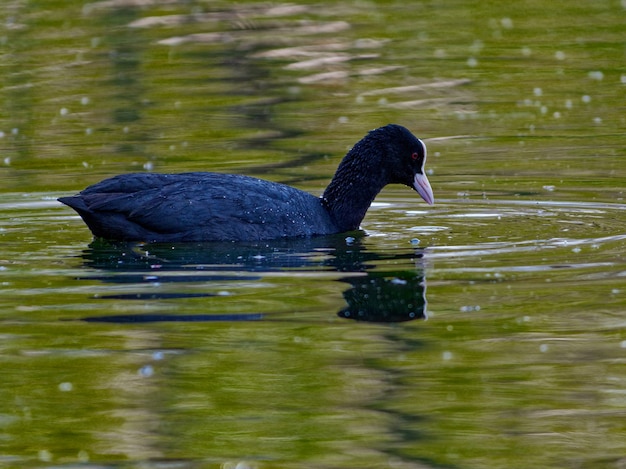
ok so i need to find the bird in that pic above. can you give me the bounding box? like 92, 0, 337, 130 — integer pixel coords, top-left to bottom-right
59, 124, 434, 242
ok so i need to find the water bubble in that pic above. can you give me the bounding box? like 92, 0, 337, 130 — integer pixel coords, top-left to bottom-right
442, 351, 453, 361
533, 87, 543, 97
565, 99, 573, 109
581, 95, 591, 103
152, 351, 164, 360
139, 365, 154, 377
593, 117, 602, 124
80, 96, 90, 105
588, 70, 604, 81
540, 344, 549, 353
553, 111, 561, 119
621, 74, 626, 84
58, 382, 73, 392
469, 40, 484, 53
410, 238, 420, 246
467, 57, 478, 67
59, 107, 69, 116
543, 185, 556, 191
38, 450, 52, 462
345, 236, 355, 245
500, 17, 513, 29
391, 278, 408, 285
521, 46, 532, 56
555, 50, 565, 60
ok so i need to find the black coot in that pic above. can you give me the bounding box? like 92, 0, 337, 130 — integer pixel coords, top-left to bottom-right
59, 124, 434, 242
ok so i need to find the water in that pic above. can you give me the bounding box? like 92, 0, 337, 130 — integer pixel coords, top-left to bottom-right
1, 1, 626, 468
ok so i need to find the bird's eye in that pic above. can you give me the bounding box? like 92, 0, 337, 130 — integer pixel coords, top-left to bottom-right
411, 152, 419, 160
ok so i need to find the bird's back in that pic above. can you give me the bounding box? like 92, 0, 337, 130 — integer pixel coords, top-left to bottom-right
59, 172, 339, 242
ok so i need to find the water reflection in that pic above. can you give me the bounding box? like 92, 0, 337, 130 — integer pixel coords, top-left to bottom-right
77, 234, 427, 323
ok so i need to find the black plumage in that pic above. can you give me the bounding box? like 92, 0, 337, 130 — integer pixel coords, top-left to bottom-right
59, 124, 434, 242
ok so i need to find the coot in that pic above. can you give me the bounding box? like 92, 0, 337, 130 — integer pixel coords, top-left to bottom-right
59, 124, 434, 242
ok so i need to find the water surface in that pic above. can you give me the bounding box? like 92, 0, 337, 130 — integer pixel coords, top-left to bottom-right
1, 1, 625, 468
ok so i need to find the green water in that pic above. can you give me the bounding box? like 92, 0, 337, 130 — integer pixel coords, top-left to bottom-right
1, 1, 625, 468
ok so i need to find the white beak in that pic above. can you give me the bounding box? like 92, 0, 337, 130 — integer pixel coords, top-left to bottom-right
413, 172, 434, 205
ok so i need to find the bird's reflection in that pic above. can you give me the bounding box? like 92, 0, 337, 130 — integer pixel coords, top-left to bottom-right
78, 233, 427, 323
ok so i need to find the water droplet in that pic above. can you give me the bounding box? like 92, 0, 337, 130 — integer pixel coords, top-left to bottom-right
38, 450, 52, 462
500, 17, 513, 29
588, 70, 604, 81
58, 382, 73, 392
139, 365, 154, 377
391, 278, 408, 285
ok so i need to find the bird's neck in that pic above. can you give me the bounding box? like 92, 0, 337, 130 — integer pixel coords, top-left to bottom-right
321, 145, 386, 232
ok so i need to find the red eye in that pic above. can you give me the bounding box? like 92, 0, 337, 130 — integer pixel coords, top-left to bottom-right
411, 152, 419, 160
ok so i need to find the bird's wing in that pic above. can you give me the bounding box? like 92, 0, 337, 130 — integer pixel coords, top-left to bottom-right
78, 173, 334, 240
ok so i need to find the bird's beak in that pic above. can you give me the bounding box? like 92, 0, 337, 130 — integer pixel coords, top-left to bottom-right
413, 172, 434, 205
